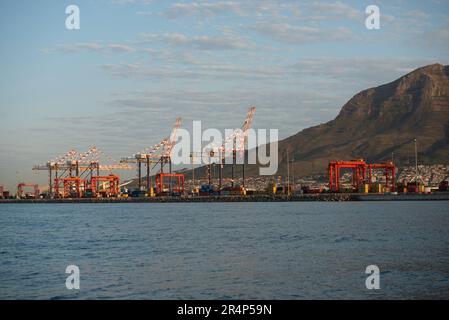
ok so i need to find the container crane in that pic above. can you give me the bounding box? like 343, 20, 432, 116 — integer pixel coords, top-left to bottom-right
328, 159, 396, 193
121, 117, 182, 195
33, 147, 133, 198
17, 183, 39, 199
197, 106, 256, 193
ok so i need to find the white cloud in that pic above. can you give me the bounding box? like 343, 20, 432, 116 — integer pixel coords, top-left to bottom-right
164, 0, 301, 19
138, 32, 252, 50
290, 58, 441, 88
163, 1, 363, 22
249, 22, 357, 43
403, 9, 430, 20
111, 0, 153, 4
310, 1, 362, 20
101, 61, 282, 80
166, 1, 244, 18
42, 42, 136, 54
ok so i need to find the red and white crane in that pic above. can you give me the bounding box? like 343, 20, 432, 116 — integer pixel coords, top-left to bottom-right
121, 117, 183, 193
33, 146, 133, 198
198, 106, 256, 192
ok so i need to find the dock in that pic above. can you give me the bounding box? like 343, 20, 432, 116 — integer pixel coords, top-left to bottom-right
1, 193, 449, 204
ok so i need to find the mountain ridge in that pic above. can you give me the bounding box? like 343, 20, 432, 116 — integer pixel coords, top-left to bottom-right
272, 63, 449, 176
227, 63, 449, 178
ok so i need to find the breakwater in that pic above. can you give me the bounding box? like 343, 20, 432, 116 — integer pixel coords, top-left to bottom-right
1, 193, 449, 204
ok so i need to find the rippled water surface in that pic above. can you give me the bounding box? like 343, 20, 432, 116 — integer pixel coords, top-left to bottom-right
0, 202, 448, 299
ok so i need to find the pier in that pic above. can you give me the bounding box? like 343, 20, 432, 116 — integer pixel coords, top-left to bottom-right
1, 193, 449, 204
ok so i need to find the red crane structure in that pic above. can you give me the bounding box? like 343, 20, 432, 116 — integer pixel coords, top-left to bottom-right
17, 183, 40, 199
155, 173, 185, 195
90, 174, 120, 197
366, 162, 396, 192
54, 177, 87, 198
202, 106, 256, 192
33, 147, 133, 198
121, 117, 182, 194
328, 160, 367, 193
328, 159, 396, 193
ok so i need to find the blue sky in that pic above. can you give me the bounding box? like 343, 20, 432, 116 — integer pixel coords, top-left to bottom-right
1, 0, 449, 189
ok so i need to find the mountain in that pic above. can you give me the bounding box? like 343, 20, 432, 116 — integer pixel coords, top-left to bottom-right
274, 63, 449, 176
213, 63, 449, 179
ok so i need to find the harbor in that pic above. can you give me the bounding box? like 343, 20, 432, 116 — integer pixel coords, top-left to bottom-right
2, 0, 449, 304
1, 108, 448, 203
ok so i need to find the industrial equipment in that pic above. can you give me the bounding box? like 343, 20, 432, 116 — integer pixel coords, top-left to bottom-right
90, 175, 120, 197
155, 173, 185, 196
54, 177, 86, 198
328, 159, 396, 193
121, 117, 182, 195
193, 106, 256, 194
33, 147, 132, 198
17, 183, 40, 199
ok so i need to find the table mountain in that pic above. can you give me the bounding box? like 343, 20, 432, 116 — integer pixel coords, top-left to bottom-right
227, 63, 449, 179
277, 63, 449, 176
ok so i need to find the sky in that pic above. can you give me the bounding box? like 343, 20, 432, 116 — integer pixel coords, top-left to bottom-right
1, 0, 449, 190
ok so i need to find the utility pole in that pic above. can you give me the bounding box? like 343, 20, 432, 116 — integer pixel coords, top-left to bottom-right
414, 138, 418, 183
286, 149, 290, 196
208, 151, 214, 191
138, 161, 142, 191
219, 152, 223, 195
190, 152, 195, 191
231, 139, 236, 188
146, 156, 150, 194
291, 154, 294, 194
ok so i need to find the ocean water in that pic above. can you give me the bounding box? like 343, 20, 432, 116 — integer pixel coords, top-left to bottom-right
0, 202, 448, 300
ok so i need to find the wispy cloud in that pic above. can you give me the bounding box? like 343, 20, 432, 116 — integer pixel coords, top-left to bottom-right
111, 0, 153, 4
162, 1, 362, 22
101, 61, 282, 80
309, 1, 362, 21
42, 42, 136, 54
163, 0, 303, 19
166, 1, 245, 18
249, 22, 358, 43
291, 58, 436, 82
137, 32, 253, 50
100, 56, 435, 92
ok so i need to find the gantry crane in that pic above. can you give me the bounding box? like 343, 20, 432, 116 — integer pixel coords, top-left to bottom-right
195, 106, 256, 193
33, 147, 133, 198
220, 106, 255, 191
121, 117, 182, 195
328, 159, 396, 193
17, 183, 40, 199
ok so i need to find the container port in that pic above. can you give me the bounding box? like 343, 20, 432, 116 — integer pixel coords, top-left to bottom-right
1, 107, 448, 203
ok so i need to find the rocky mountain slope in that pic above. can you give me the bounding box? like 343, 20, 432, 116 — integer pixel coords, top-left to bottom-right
245, 63, 449, 177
